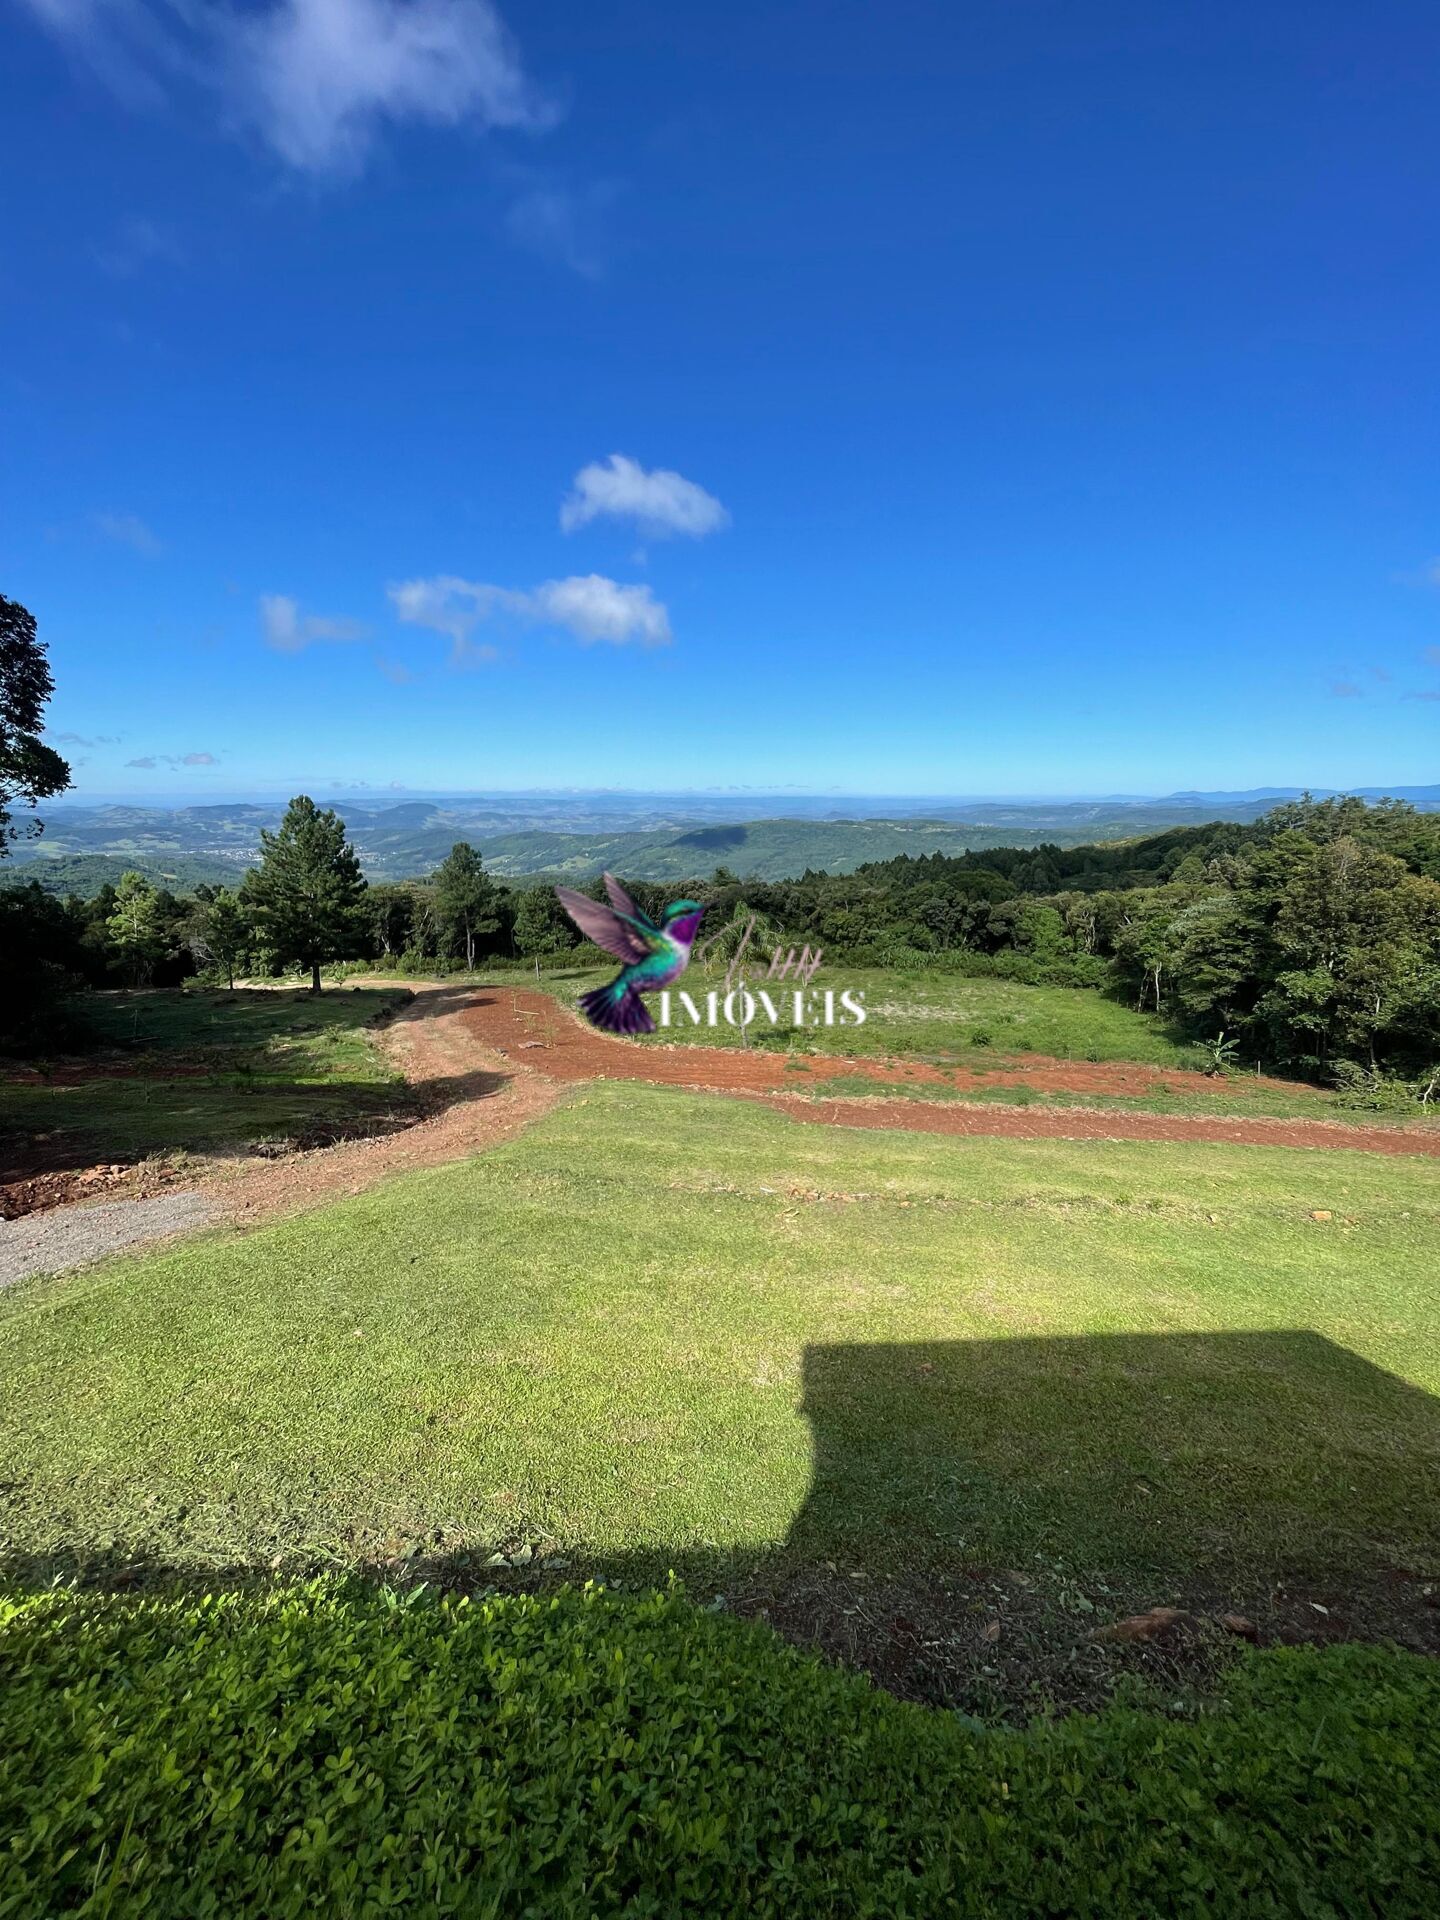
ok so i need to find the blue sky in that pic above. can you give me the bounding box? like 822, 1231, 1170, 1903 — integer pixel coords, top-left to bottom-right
3, 0, 1438, 802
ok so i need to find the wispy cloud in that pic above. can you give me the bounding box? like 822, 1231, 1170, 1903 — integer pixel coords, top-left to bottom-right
389, 570, 672, 655
260, 593, 369, 652
1425, 645, 1440, 666
1330, 680, 1363, 700
125, 750, 220, 768
94, 510, 163, 555
505, 179, 613, 276
52, 730, 123, 747
375, 652, 417, 684
91, 214, 180, 276
560, 454, 729, 539
18, 0, 554, 179
1403, 689, 1440, 703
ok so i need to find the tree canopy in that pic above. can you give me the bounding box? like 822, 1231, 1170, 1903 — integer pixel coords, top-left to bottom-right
1, 594, 71, 856
241, 796, 367, 992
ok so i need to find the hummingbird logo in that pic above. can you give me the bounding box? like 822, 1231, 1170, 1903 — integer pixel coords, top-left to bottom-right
555, 874, 705, 1035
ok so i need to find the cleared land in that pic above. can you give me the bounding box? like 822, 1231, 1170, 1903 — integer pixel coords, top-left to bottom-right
520, 962, 1208, 1065
502, 963, 1440, 1129
466, 983, 1440, 1154
0, 987, 413, 1210
4, 1081, 1436, 1708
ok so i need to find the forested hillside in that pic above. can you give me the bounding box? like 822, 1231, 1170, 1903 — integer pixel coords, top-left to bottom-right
4, 795, 1437, 1089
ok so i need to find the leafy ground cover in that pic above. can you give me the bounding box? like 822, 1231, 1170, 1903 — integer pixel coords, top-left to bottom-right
0, 987, 412, 1176
3, 1083, 1436, 1705
3, 1578, 1437, 1918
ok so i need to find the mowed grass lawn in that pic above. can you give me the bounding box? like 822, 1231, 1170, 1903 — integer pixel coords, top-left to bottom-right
3, 1083, 1437, 1621
0, 987, 411, 1172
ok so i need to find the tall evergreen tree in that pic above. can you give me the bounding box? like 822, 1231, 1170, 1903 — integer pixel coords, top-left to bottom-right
512, 885, 575, 959
432, 842, 499, 970
242, 796, 366, 992
192, 887, 250, 992
106, 871, 166, 987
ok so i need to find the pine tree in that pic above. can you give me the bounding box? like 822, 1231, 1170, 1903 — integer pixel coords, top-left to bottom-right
194, 887, 249, 991
106, 870, 165, 987
242, 796, 366, 992
432, 842, 499, 970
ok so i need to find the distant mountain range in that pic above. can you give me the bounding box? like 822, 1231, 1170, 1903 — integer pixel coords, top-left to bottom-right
9, 786, 1439, 897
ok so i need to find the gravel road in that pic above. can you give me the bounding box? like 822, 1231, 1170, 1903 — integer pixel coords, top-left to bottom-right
0, 1191, 215, 1288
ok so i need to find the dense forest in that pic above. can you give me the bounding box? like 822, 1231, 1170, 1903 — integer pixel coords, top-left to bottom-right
4, 791, 1438, 1093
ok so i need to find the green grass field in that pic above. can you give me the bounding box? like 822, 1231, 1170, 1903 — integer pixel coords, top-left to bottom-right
5, 1083, 1436, 1668
489, 961, 1432, 1127
0, 987, 411, 1174
510, 962, 1207, 1066
6, 1078, 1438, 1909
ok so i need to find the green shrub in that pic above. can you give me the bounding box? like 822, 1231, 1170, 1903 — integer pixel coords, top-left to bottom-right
2, 1579, 1437, 1918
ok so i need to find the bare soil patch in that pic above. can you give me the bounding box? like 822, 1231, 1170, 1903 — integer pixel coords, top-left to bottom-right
204, 983, 559, 1224
461, 986, 1440, 1158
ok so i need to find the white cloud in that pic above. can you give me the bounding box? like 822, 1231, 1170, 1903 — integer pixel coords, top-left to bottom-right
389, 571, 672, 653
560, 454, 729, 539
386, 574, 502, 655
94, 510, 163, 555
527, 574, 671, 645
260, 593, 369, 651
18, 0, 552, 178
229, 0, 552, 176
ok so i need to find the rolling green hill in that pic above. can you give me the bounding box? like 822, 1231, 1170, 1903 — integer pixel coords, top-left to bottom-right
12, 809, 1162, 895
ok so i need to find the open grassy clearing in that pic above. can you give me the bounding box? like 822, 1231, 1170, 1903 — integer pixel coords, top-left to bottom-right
804, 1069, 1401, 1126
75, 986, 407, 1066
489, 962, 1416, 1127
4, 1082, 1436, 1703
0, 987, 412, 1175
506, 962, 1207, 1066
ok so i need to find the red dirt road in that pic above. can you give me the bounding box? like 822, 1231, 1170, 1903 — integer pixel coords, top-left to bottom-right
463, 985, 1440, 1159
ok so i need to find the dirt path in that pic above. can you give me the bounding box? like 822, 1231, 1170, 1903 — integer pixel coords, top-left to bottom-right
205, 983, 559, 1223
9, 982, 1435, 1278
462, 985, 1440, 1159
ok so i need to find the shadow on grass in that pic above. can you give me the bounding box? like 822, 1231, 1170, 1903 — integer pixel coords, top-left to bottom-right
0, 983, 512, 1182
4, 1330, 1437, 1711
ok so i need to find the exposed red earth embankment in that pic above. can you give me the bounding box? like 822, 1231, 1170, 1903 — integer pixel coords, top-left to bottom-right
462, 985, 1440, 1159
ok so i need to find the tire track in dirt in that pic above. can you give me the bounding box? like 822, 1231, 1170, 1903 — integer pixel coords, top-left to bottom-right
463, 985, 1440, 1159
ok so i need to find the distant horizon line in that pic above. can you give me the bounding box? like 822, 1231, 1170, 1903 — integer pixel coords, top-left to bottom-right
38, 780, 1440, 811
